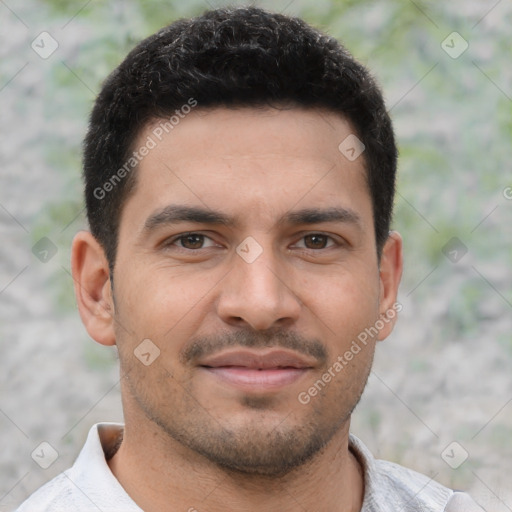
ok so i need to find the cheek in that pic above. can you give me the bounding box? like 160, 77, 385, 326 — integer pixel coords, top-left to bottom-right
113, 264, 218, 348
300, 267, 381, 340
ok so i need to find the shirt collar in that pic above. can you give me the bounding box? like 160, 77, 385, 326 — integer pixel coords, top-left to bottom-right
75, 423, 452, 512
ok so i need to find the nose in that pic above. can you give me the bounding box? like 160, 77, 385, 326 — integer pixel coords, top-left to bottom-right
216, 240, 302, 331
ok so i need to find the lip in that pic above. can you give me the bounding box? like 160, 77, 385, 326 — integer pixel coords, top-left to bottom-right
199, 349, 317, 370
198, 349, 316, 392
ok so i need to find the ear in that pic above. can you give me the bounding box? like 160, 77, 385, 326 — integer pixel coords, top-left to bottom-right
377, 231, 403, 341
71, 230, 116, 346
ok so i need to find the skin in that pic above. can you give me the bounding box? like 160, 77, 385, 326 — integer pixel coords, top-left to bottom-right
72, 107, 402, 512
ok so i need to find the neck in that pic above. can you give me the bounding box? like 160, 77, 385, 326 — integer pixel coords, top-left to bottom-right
107, 419, 364, 512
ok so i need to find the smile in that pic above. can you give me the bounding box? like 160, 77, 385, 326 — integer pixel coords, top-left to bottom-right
198, 349, 316, 392
200, 366, 311, 391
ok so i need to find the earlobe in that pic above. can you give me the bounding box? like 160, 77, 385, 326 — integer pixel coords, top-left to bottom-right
377, 231, 403, 341
71, 230, 116, 346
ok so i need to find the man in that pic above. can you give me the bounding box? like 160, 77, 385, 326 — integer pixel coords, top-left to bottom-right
16, 6, 484, 512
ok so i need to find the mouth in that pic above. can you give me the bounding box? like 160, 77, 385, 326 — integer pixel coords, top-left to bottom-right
198, 349, 315, 392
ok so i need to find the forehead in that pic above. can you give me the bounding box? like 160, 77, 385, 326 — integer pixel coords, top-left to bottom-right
120, 107, 372, 234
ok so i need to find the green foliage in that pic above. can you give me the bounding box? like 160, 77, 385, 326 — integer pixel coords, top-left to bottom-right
31, 199, 86, 314
83, 342, 118, 371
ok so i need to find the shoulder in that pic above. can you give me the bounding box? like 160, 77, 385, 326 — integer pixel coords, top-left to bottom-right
373, 457, 453, 509
14, 472, 92, 512
444, 492, 486, 511
14, 423, 140, 512
374, 459, 484, 511
349, 435, 484, 512
14, 469, 136, 511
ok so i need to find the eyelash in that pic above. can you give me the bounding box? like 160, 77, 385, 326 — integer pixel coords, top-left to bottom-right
162, 232, 341, 252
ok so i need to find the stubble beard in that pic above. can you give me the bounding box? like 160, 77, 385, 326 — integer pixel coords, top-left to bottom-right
119, 324, 374, 477
125, 359, 372, 478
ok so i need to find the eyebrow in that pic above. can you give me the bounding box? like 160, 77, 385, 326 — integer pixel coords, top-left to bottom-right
141, 204, 362, 235
279, 207, 361, 227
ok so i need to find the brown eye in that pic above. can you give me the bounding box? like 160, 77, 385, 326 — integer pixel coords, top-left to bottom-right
178, 233, 206, 249
162, 232, 220, 253
303, 234, 330, 249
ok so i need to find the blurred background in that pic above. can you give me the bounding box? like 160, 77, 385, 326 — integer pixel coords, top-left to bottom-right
1, 0, 511, 510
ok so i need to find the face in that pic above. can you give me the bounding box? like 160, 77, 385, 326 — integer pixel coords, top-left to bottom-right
93, 107, 401, 476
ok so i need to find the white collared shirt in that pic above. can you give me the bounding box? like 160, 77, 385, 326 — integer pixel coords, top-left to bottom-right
15, 423, 484, 511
